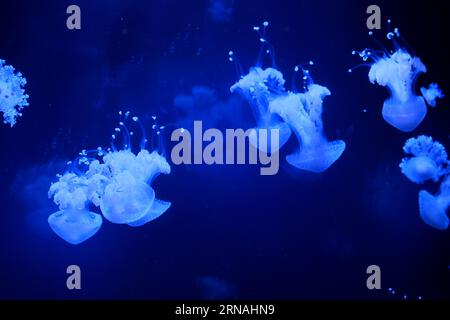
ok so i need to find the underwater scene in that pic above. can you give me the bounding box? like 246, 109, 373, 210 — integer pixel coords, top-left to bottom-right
0, 0, 449, 300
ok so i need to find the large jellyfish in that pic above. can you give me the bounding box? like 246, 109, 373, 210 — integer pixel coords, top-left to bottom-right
48, 112, 172, 244
400, 135, 448, 184
229, 22, 292, 153
269, 71, 346, 173
0, 59, 29, 127
418, 175, 450, 230
350, 21, 444, 132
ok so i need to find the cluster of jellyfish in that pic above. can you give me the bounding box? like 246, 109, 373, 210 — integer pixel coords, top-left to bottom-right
47, 112, 172, 244
350, 20, 449, 231
228, 21, 346, 173
350, 19, 444, 132
400, 135, 449, 230
0, 59, 29, 127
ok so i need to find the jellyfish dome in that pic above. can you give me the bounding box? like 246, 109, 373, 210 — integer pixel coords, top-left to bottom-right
0, 59, 29, 127
418, 176, 450, 231
351, 22, 443, 132
229, 22, 292, 153
269, 79, 346, 173
400, 135, 448, 184
48, 112, 172, 244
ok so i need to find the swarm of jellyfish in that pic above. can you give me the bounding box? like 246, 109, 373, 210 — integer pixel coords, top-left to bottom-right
0, 59, 29, 127
350, 20, 444, 132
48, 112, 172, 245
400, 135, 449, 230
229, 22, 345, 172
229, 21, 292, 153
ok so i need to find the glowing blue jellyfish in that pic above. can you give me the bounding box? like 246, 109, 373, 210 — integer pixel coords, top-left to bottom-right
400, 135, 448, 184
48, 112, 172, 244
229, 22, 292, 153
269, 71, 346, 173
420, 83, 444, 108
0, 59, 29, 127
418, 176, 450, 230
350, 21, 444, 132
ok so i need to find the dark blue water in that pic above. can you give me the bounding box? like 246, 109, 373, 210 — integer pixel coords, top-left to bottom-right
0, 0, 449, 299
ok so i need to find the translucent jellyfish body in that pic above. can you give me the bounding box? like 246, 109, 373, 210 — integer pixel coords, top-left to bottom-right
418, 176, 450, 230
269, 82, 346, 173
230, 67, 291, 153
400, 135, 448, 184
0, 59, 29, 127
229, 22, 291, 153
48, 113, 172, 244
48, 208, 103, 245
351, 22, 443, 132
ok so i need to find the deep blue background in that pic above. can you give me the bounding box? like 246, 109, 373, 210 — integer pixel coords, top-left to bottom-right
0, 0, 449, 299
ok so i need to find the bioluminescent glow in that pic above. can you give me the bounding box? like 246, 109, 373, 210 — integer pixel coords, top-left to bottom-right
0, 59, 29, 127
48, 112, 171, 244
400, 135, 448, 184
350, 20, 444, 132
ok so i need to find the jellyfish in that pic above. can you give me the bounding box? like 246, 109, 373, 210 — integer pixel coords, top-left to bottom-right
0, 59, 29, 127
400, 135, 448, 184
350, 21, 443, 132
47, 173, 105, 245
229, 22, 292, 153
418, 175, 450, 230
420, 83, 444, 107
48, 112, 172, 244
269, 71, 346, 173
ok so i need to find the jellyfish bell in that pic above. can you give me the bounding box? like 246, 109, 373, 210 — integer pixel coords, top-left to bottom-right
418, 189, 449, 231
48, 208, 103, 245
351, 23, 443, 132
401, 155, 439, 184
100, 171, 156, 224
269, 83, 346, 173
230, 67, 291, 153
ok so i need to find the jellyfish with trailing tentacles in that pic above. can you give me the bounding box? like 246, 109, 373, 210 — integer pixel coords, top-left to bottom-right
269, 70, 346, 173
418, 175, 450, 230
400, 135, 448, 184
350, 20, 444, 132
0, 59, 29, 127
48, 112, 172, 244
229, 22, 292, 153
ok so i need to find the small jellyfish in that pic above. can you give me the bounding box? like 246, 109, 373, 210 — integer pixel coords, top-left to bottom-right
269, 73, 346, 173
418, 175, 450, 230
351, 22, 443, 132
0, 59, 29, 127
229, 22, 292, 153
400, 135, 448, 184
420, 83, 444, 107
